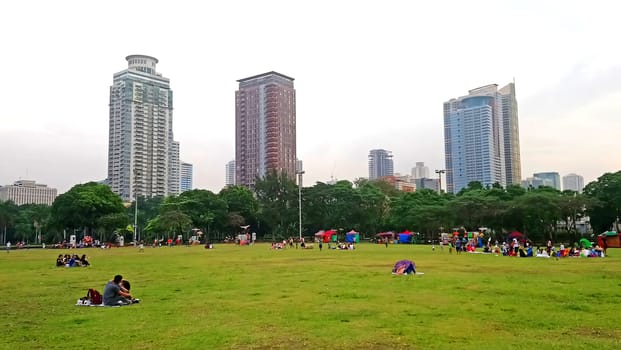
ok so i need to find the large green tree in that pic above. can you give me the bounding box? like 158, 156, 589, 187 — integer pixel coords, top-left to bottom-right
51, 182, 126, 238
144, 209, 192, 239
0, 200, 19, 244
219, 186, 258, 232
254, 171, 298, 241
584, 171, 621, 233
303, 180, 363, 235
156, 190, 228, 241
14, 204, 51, 244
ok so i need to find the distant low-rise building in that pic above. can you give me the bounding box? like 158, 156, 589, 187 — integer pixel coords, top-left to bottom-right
0, 180, 58, 205
533, 172, 561, 191
380, 175, 416, 192
414, 178, 440, 192
521, 176, 554, 189
562, 173, 584, 193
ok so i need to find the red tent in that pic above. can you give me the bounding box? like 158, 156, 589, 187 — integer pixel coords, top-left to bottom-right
315, 229, 337, 243
507, 231, 526, 243
376, 232, 395, 239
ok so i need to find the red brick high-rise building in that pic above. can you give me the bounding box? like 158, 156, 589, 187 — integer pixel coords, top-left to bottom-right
235, 72, 296, 188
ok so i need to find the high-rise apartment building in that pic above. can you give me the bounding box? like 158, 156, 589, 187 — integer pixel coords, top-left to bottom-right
562, 173, 584, 193
108, 55, 180, 201
169, 141, 180, 195
500, 83, 521, 185
0, 180, 57, 205
411, 162, 430, 179
444, 83, 521, 193
533, 172, 561, 191
235, 72, 296, 188
225, 160, 236, 187
368, 149, 394, 180
180, 162, 193, 192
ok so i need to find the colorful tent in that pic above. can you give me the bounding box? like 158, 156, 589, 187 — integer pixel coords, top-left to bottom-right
507, 231, 526, 243
345, 230, 360, 243
315, 229, 338, 243
579, 238, 592, 248
598, 231, 620, 248
398, 231, 413, 243
376, 232, 395, 239
392, 260, 416, 275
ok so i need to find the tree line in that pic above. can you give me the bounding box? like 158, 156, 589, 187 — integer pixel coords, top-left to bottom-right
1, 170, 619, 245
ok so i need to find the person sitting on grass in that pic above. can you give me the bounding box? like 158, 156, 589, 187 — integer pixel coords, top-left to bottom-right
80, 254, 90, 267
103, 275, 133, 306
56, 254, 64, 267
68, 254, 80, 267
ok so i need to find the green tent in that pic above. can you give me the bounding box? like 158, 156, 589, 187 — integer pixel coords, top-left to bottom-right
579, 238, 592, 248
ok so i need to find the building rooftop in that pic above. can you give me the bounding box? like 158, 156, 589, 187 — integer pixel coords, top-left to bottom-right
237, 71, 294, 83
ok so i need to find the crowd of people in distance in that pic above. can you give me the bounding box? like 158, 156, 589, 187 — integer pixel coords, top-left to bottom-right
271, 237, 313, 250
56, 254, 90, 267
331, 242, 356, 250
443, 235, 606, 259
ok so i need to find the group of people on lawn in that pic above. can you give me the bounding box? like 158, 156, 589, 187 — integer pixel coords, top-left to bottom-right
444, 236, 606, 258
56, 254, 90, 267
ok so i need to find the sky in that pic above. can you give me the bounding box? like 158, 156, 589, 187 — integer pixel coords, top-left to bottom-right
1, 0, 620, 194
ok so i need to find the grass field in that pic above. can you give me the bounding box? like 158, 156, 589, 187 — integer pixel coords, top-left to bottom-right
1, 243, 620, 349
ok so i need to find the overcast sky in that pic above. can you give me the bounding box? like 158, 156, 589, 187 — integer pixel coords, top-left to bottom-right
1, 0, 620, 194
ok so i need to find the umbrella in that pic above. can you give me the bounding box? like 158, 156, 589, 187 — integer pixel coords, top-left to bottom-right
579, 238, 592, 248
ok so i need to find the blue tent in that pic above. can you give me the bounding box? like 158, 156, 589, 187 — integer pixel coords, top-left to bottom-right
398, 232, 412, 243
345, 230, 360, 243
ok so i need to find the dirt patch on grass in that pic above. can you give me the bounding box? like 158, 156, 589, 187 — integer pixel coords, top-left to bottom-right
571, 327, 620, 339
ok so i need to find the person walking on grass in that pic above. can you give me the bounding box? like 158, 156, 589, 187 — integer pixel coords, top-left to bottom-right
6, 241, 10, 253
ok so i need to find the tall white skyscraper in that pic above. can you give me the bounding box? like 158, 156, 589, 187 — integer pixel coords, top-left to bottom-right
225, 160, 236, 187
500, 83, 522, 185
411, 162, 430, 179
562, 173, 584, 193
180, 162, 193, 192
108, 55, 180, 201
368, 149, 393, 180
444, 83, 521, 193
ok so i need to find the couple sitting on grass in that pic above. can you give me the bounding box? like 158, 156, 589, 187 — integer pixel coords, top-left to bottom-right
104, 275, 139, 306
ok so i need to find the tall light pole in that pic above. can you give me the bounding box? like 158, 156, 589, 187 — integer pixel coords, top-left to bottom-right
435, 169, 445, 194
133, 170, 139, 244
134, 196, 138, 244
297, 170, 305, 241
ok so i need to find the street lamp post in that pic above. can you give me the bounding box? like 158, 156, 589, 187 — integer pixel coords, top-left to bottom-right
435, 169, 445, 194
297, 171, 305, 241
134, 195, 138, 244
133, 170, 139, 245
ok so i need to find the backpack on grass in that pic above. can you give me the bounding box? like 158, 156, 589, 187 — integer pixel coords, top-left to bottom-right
87, 288, 102, 305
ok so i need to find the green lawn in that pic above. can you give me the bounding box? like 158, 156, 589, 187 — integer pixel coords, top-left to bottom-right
1, 244, 620, 349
